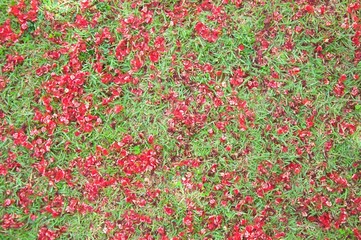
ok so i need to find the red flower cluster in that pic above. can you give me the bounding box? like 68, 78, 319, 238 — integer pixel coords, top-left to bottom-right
117, 148, 161, 175
195, 22, 221, 43
0, 20, 19, 45
1, 214, 24, 229
38, 226, 66, 240
2, 54, 24, 73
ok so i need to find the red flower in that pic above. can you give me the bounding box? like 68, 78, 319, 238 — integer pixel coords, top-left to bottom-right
1, 214, 24, 229
37, 226, 66, 240
149, 50, 160, 62
207, 215, 223, 230
164, 206, 175, 216
113, 105, 124, 114
115, 39, 130, 61
183, 214, 193, 227
238, 114, 247, 131
324, 140, 333, 152
288, 67, 300, 76
277, 125, 289, 135
318, 212, 331, 229
194, 22, 221, 42
101, 73, 113, 84
74, 15, 89, 29
148, 135, 154, 144
131, 55, 144, 71
333, 83, 345, 97
304, 5, 314, 14
2, 54, 24, 73
238, 44, 245, 51
0, 164, 7, 176
0, 19, 19, 45
353, 228, 361, 240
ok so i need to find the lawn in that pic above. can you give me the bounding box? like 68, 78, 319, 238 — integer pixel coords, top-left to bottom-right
0, 0, 360, 239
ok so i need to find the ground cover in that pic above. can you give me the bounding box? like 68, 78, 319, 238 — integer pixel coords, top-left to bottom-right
0, 0, 360, 239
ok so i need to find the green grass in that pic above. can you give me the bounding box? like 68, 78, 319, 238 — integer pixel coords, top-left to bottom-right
0, 0, 360, 239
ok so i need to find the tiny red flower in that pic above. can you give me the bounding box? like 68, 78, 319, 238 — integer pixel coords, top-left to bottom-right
304, 5, 314, 14
164, 206, 175, 216
149, 50, 159, 62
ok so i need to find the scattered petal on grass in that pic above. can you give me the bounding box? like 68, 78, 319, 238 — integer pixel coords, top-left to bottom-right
0, 0, 360, 239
